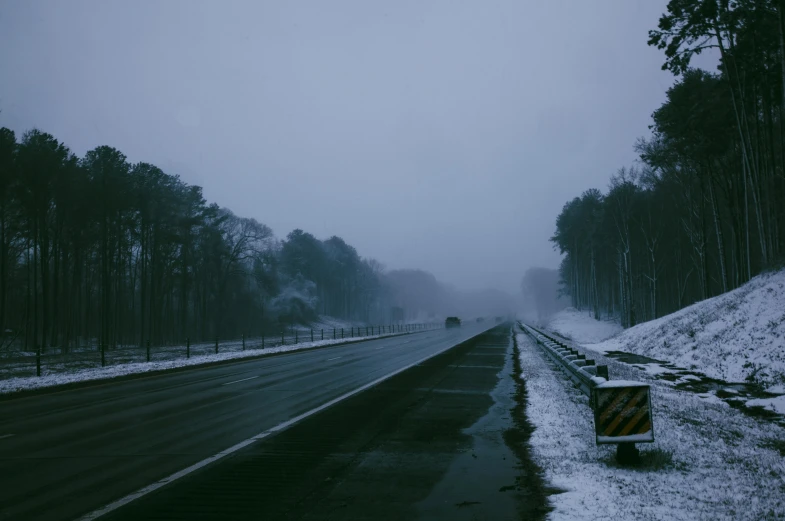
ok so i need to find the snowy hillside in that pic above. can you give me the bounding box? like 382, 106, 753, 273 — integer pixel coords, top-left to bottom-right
545, 307, 623, 344
588, 268, 785, 386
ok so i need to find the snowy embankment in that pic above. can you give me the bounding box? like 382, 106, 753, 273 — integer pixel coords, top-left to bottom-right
586, 268, 785, 387
0, 334, 395, 395
309, 315, 368, 330
517, 332, 785, 521
545, 307, 623, 343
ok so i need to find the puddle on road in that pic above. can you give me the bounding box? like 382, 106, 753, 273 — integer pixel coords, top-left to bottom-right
601, 350, 785, 426
416, 341, 533, 521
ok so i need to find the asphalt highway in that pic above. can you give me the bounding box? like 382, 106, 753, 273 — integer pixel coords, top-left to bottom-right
0, 322, 495, 521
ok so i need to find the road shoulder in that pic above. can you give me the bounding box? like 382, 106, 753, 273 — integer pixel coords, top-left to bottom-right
516, 331, 785, 521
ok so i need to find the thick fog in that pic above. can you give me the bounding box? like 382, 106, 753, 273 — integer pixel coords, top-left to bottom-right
1, 0, 678, 300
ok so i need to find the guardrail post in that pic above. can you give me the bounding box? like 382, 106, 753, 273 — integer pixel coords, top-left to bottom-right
36, 345, 41, 376
341, 328, 344, 339
321, 329, 324, 341
242, 333, 246, 351
146, 339, 151, 362
333, 328, 336, 340
215, 337, 219, 354
597, 365, 609, 380
186, 337, 190, 358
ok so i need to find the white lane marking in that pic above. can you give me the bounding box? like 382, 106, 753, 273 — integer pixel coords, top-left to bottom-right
374, 346, 386, 350
0, 433, 14, 440
221, 376, 259, 386
75, 330, 482, 521
326, 356, 342, 361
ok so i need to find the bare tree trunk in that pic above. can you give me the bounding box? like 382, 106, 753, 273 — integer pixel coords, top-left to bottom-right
708, 177, 728, 294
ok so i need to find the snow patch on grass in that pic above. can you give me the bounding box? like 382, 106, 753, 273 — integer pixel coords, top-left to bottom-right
545, 307, 623, 344
587, 268, 785, 386
309, 315, 368, 330
746, 395, 785, 415
517, 332, 785, 521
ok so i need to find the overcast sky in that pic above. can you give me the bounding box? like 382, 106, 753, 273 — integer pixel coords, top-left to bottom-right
1, 0, 686, 293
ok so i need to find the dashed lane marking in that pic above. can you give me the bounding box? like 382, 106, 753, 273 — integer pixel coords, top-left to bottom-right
221, 376, 259, 386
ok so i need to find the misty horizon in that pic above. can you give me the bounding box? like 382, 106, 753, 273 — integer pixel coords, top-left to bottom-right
0, 0, 715, 294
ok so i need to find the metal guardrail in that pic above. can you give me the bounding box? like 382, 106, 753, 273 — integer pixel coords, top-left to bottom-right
518, 322, 607, 396
518, 321, 655, 463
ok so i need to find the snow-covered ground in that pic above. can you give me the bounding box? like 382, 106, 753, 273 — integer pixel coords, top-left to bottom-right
0, 333, 402, 395
309, 315, 369, 330
585, 268, 785, 387
516, 331, 785, 520
545, 307, 623, 344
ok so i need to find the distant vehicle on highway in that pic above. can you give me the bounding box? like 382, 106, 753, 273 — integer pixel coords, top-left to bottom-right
445, 317, 462, 328
476, 317, 485, 323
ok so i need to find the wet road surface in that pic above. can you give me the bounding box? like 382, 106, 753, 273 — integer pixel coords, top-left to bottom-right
0, 323, 497, 521
102, 326, 549, 521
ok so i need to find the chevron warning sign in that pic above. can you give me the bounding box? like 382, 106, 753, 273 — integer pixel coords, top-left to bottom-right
592, 381, 654, 444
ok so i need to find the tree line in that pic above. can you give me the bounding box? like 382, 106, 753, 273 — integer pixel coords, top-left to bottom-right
552, 1, 785, 327
0, 126, 421, 352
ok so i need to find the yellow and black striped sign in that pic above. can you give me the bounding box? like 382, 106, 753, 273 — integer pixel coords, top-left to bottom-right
592, 383, 654, 444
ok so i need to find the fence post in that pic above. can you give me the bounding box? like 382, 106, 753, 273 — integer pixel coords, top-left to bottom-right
36, 344, 41, 377
146, 339, 151, 362
341, 328, 344, 339
242, 333, 246, 351
333, 328, 336, 340
187, 337, 190, 359
321, 329, 324, 341
311, 329, 314, 342
215, 337, 219, 354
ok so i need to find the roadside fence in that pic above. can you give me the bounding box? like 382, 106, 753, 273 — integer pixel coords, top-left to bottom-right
0, 322, 440, 380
